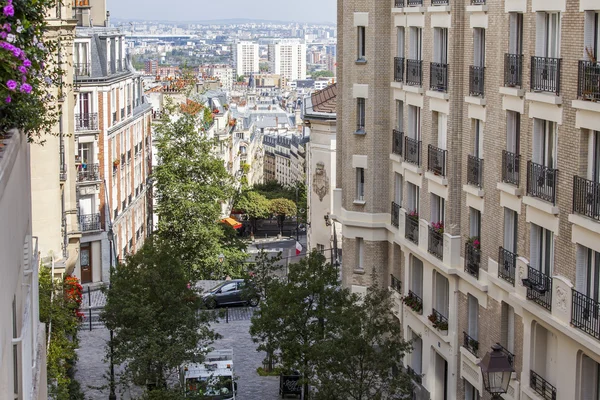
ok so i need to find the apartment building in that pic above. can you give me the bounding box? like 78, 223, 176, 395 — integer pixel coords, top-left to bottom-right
73, 0, 153, 282
262, 132, 306, 187
334, 0, 600, 399
233, 41, 260, 77
268, 39, 308, 82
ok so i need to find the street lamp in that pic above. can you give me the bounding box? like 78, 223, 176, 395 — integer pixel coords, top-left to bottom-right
218, 253, 225, 279
478, 344, 515, 399
107, 226, 117, 400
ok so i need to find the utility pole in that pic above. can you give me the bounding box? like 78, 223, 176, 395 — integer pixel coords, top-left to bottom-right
295, 184, 299, 242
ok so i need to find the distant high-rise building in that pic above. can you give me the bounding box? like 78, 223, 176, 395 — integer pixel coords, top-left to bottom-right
144, 59, 158, 75
233, 41, 259, 77
268, 39, 307, 82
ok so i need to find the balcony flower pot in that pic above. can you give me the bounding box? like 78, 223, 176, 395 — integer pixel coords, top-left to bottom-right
402, 294, 422, 313
428, 313, 448, 331
408, 210, 419, 221
431, 221, 444, 234
467, 236, 480, 249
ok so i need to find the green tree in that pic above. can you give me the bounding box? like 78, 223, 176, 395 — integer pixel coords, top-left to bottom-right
236, 191, 271, 234
153, 109, 246, 280
101, 237, 220, 395
269, 198, 297, 236
310, 70, 334, 79
236, 75, 245, 82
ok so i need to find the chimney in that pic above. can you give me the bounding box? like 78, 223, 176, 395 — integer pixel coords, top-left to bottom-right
105, 10, 110, 27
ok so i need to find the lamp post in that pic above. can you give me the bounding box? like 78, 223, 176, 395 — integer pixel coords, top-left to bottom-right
478, 344, 515, 399
107, 226, 117, 400
218, 253, 225, 279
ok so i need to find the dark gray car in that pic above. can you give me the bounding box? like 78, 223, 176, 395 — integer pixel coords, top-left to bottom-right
202, 279, 259, 308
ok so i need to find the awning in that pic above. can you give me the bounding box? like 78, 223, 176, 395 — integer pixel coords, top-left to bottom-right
221, 217, 242, 230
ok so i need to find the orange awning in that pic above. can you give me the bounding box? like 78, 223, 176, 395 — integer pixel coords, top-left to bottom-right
221, 217, 242, 230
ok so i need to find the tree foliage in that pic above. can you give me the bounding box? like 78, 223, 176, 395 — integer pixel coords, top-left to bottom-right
310, 70, 334, 79
101, 237, 221, 396
269, 198, 297, 235
236, 191, 271, 234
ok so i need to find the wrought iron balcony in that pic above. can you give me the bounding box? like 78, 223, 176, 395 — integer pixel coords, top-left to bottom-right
405, 213, 419, 244
394, 0, 404, 7
431, 0, 449, 4
390, 274, 402, 294
471, 0, 485, 3
523, 265, 552, 311
465, 242, 480, 279
504, 53, 523, 88
404, 137, 421, 166
428, 226, 443, 260
502, 150, 520, 186
405, 290, 423, 314
526, 161, 558, 205
406, 366, 422, 384
531, 56, 561, 95
530, 370, 557, 400
429, 308, 448, 331
74, 62, 90, 77
394, 57, 404, 82
467, 155, 483, 188
407, 0, 422, 5
77, 163, 99, 182
80, 213, 101, 232
112, 111, 117, 125
573, 175, 600, 221
391, 201, 401, 228
74, 112, 98, 131
463, 331, 479, 357
427, 144, 447, 177
578, 60, 600, 102
392, 129, 403, 156
469, 65, 485, 97
572, 289, 600, 340
406, 59, 423, 87
498, 247, 516, 285
430, 62, 448, 92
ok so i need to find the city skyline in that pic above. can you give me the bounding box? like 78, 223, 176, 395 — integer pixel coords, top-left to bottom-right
106, 0, 336, 24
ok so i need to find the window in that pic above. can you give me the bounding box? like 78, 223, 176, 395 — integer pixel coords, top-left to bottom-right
356, 238, 364, 270
408, 327, 422, 374
431, 194, 445, 225
317, 244, 325, 254
589, 131, 600, 183
78, 142, 93, 164
474, 28, 486, 67
503, 208, 518, 254
221, 282, 237, 293
469, 208, 481, 238
584, 11, 600, 60
407, 182, 419, 214
467, 294, 479, 340
408, 105, 421, 140
396, 100, 404, 131
411, 255, 423, 298
501, 302, 516, 354
433, 271, 449, 318
438, 113, 447, 150
357, 26, 366, 60
533, 119, 557, 168
506, 111, 520, 154
394, 173, 403, 206
465, 380, 481, 400
530, 223, 554, 276
356, 167, 365, 201
356, 98, 365, 133
580, 354, 600, 400
473, 119, 483, 158
536, 12, 561, 58
409, 27, 422, 60
434, 28, 448, 64
509, 13, 524, 55
576, 245, 600, 302
397, 27, 405, 58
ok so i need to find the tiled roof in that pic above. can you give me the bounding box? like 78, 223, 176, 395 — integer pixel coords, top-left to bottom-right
310, 83, 337, 114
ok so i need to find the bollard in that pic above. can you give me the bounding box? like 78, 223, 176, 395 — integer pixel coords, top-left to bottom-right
226, 308, 229, 323
89, 308, 92, 331
88, 286, 91, 307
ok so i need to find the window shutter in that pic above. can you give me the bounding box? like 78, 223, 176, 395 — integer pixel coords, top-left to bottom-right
536, 12, 547, 57
576, 245, 588, 294
397, 100, 404, 131
509, 13, 518, 54
468, 295, 479, 339
530, 224, 540, 271
507, 111, 516, 153
397, 27, 405, 58
438, 113, 447, 149
410, 27, 417, 59
412, 257, 423, 297
413, 335, 422, 373
473, 29, 481, 66
582, 355, 597, 400
584, 11, 595, 60
503, 209, 515, 251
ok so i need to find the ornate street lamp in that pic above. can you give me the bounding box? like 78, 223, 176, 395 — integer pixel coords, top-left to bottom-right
107, 226, 117, 400
478, 344, 515, 399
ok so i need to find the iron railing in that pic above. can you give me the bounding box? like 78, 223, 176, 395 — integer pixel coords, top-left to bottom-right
530, 370, 557, 400
428, 226, 443, 260
578, 60, 600, 102
573, 175, 600, 221
406, 59, 423, 86
394, 0, 404, 7
74, 62, 90, 77
530, 56, 561, 96
502, 150, 520, 186
406, 366, 422, 384
74, 112, 98, 131
80, 213, 101, 232
406, 290, 423, 314
465, 242, 480, 279
430, 62, 448, 92
392, 130, 403, 156
496, 343, 515, 366
463, 332, 479, 357
471, 0, 485, 3
404, 137, 421, 166
77, 163, 99, 182
394, 57, 405, 82
504, 53, 523, 88
432, 0, 449, 4
498, 247, 516, 285
431, 308, 448, 331
407, 0, 423, 5
469, 65, 485, 96
467, 155, 483, 188
524, 265, 552, 311
572, 289, 600, 340
391, 201, 401, 228
427, 145, 447, 177
390, 274, 402, 294
526, 161, 558, 205
405, 214, 419, 244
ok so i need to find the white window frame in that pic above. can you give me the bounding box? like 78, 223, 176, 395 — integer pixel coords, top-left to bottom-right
473, 28, 486, 67
533, 119, 557, 168
411, 255, 423, 298
431, 193, 445, 224
357, 26, 366, 60
503, 208, 518, 254
434, 27, 448, 64
509, 12, 524, 55
409, 27, 422, 60
433, 271, 449, 319
530, 223, 554, 277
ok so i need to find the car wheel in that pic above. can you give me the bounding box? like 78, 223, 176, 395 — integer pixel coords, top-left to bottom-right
249, 297, 259, 307
206, 298, 217, 309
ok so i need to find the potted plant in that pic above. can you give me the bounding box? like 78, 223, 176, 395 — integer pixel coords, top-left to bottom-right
408, 209, 419, 221
467, 236, 480, 249
428, 312, 448, 331
402, 292, 422, 313
431, 221, 444, 234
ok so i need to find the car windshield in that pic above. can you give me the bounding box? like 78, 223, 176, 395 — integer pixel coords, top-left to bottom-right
207, 282, 226, 293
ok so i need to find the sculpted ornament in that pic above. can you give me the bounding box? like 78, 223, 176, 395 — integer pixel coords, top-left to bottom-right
312, 161, 329, 202
518, 266, 525, 286
556, 286, 567, 312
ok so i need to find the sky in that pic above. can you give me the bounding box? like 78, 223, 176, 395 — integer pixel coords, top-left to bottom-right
106, 0, 336, 24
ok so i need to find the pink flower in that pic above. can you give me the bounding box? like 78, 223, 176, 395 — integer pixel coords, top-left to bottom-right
2, 23, 10, 32
473, 239, 480, 248
5, 96, 11, 103
3, 4, 14, 17
18, 65, 26, 74
20, 83, 32, 94
6, 80, 17, 91
23, 59, 31, 67
0, 32, 6, 39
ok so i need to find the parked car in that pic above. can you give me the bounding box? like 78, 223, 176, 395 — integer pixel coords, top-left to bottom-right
202, 279, 259, 309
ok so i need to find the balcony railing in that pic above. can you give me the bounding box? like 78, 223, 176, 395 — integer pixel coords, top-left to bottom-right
407, 0, 423, 5
427, 144, 447, 177
405, 213, 419, 244
498, 247, 516, 285
394, 57, 404, 83
463, 332, 479, 357
428, 226, 443, 260
465, 242, 480, 279
573, 175, 600, 221
501, 150, 520, 186
74, 62, 91, 77
432, 0, 449, 4
405, 290, 423, 314
74, 112, 98, 131
496, 343, 515, 367
504, 53, 523, 88
406, 59, 423, 87
391, 201, 401, 228
404, 137, 421, 166
112, 111, 117, 125
467, 155, 483, 188
530, 370, 557, 400
531, 56, 561, 96
390, 274, 402, 294
394, 0, 404, 7
430, 62, 448, 92
526, 161, 558, 205
469, 65, 485, 97
471, 0, 485, 3
572, 289, 600, 340
524, 265, 552, 311
578, 60, 600, 102
392, 129, 403, 156
430, 308, 448, 331
80, 213, 101, 232
77, 163, 99, 182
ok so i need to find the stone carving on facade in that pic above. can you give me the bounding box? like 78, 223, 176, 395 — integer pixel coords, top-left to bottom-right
518, 265, 525, 286
556, 286, 567, 312
312, 161, 329, 202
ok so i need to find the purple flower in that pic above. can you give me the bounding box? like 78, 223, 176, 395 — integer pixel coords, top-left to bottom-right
3, 23, 10, 32
20, 83, 32, 94
0, 32, 6, 39
18, 65, 26, 74
5, 96, 11, 103
23, 59, 31, 67
6, 80, 17, 91
3, 4, 14, 17
12, 47, 21, 58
